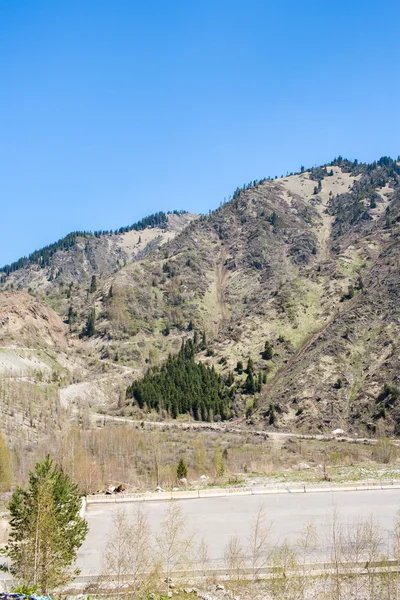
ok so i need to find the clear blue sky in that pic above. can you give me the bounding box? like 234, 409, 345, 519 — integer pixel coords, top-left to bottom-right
1, 0, 400, 266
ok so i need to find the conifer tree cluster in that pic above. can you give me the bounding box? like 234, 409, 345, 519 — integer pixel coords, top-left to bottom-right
126, 339, 231, 420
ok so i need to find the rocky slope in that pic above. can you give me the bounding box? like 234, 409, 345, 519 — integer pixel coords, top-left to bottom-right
1, 157, 400, 437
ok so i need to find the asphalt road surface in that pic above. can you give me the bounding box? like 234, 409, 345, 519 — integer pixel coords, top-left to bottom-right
77, 489, 400, 575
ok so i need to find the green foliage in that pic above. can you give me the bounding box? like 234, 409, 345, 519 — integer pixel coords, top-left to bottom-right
84, 308, 96, 337
89, 275, 97, 294
245, 398, 254, 419
335, 378, 343, 390
257, 372, 263, 393
329, 156, 400, 238
4, 455, 88, 593
126, 339, 231, 420
177, 456, 188, 480
11, 583, 38, 595
244, 372, 256, 395
269, 212, 279, 228
214, 445, 225, 477
236, 360, 243, 375
269, 402, 276, 425
262, 341, 273, 360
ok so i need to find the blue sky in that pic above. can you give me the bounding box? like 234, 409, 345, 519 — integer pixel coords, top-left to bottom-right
1, 0, 400, 266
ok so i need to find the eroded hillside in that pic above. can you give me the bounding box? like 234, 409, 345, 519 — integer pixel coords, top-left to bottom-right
1, 157, 400, 437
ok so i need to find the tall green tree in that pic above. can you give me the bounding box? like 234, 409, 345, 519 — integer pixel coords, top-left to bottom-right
85, 308, 96, 337
4, 455, 88, 593
89, 275, 97, 293
177, 456, 188, 480
262, 341, 273, 360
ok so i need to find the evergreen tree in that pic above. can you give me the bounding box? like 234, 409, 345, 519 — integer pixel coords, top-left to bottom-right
225, 371, 234, 386
262, 341, 273, 360
269, 402, 276, 425
85, 308, 96, 337
244, 372, 256, 395
89, 275, 97, 294
236, 360, 243, 375
4, 455, 88, 593
177, 456, 188, 480
270, 212, 279, 227
257, 372, 263, 393
246, 358, 254, 374
201, 331, 207, 350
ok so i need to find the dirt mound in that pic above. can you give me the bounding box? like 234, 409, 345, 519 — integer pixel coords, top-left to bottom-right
0, 290, 68, 348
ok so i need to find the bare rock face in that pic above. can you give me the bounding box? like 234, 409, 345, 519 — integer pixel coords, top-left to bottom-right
0, 290, 68, 348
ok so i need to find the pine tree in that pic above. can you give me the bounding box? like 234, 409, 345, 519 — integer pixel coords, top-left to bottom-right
245, 372, 256, 395
262, 341, 273, 360
236, 361, 243, 375
89, 275, 97, 294
177, 456, 188, 480
270, 212, 279, 227
4, 455, 88, 593
269, 402, 276, 425
85, 308, 96, 337
257, 372, 262, 393
201, 331, 207, 350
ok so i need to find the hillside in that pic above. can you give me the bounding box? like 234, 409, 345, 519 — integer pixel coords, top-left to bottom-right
1, 156, 400, 439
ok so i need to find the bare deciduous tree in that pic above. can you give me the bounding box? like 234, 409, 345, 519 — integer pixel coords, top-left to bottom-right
224, 534, 246, 597
247, 503, 272, 581
156, 501, 195, 597
101, 506, 157, 598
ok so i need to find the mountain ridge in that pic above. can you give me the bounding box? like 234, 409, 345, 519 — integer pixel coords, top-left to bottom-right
1, 154, 400, 439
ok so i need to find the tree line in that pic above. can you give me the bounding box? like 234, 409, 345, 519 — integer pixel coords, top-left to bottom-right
126, 339, 232, 420
0, 210, 187, 275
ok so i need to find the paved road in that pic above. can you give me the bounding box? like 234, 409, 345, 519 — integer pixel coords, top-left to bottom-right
78, 489, 400, 575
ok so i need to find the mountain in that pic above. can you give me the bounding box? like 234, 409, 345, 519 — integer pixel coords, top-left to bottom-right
1, 156, 400, 438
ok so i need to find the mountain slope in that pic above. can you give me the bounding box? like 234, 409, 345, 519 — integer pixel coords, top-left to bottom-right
1, 156, 400, 436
